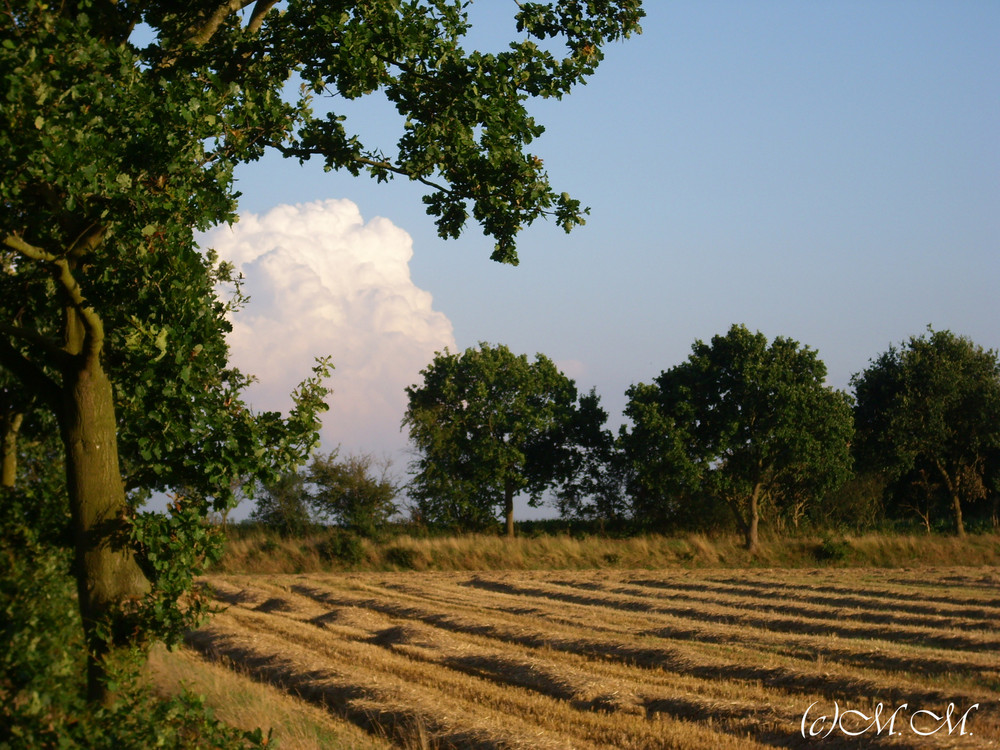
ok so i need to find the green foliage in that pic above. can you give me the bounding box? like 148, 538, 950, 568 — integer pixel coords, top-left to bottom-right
0, 434, 69, 547
316, 529, 366, 567
552, 388, 629, 523
2, 0, 640, 696
403, 343, 602, 531
623, 325, 855, 548
0, 528, 266, 750
814, 536, 852, 563
0, 523, 81, 706
250, 470, 315, 537
853, 328, 1000, 534
811, 471, 887, 532
308, 450, 398, 538
127, 498, 229, 648
250, 449, 399, 539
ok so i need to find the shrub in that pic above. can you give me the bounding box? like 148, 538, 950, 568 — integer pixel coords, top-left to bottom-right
250, 471, 314, 537
0, 514, 267, 749
384, 545, 423, 570
317, 530, 366, 567
309, 450, 398, 538
814, 536, 852, 563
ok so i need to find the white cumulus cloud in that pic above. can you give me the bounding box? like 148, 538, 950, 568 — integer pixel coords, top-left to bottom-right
201, 199, 455, 457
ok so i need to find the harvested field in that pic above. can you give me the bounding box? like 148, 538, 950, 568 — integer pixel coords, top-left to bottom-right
191, 567, 1000, 748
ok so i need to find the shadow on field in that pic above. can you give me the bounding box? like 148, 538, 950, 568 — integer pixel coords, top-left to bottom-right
459, 576, 1000, 653
287, 581, 979, 710
184, 629, 446, 749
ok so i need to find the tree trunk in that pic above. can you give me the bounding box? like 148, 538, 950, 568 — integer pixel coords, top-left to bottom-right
745, 484, 761, 553
722, 486, 759, 554
504, 477, 515, 538
935, 461, 966, 538
1, 409, 22, 488
59, 357, 150, 704
951, 492, 966, 537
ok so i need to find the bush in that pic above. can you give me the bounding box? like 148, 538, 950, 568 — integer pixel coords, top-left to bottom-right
250, 471, 314, 537
0, 516, 267, 750
309, 450, 398, 538
384, 545, 422, 570
317, 529, 365, 566
814, 536, 852, 563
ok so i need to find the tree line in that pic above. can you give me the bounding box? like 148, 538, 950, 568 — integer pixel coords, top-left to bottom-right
388, 326, 1000, 550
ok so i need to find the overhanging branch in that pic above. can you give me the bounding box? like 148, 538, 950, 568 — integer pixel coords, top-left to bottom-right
247, 0, 278, 34
355, 156, 453, 194
0, 321, 71, 368
187, 0, 256, 47
273, 142, 452, 194
4, 233, 59, 263
0, 336, 61, 411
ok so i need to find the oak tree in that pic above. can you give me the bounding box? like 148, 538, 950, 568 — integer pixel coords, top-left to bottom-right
623, 325, 854, 551
852, 328, 1000, 535
1, 0, 642, 700
403, 343, 584, 536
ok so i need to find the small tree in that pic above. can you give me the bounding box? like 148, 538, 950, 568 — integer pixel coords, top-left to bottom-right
403, 343, 591, 536
308, 449, 398, 538
623, 325, 854, 551
250, 471, 313, 537
852, 328, 1000, 535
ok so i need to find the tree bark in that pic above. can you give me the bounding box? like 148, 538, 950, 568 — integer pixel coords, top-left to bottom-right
935, 461, 966, 537
504, 477, 515, 538
1, 409, 23, 488
722, 485, 760, 553
745, 483, 761, 553
950, 492, 966, 537
59, 354, 150, 704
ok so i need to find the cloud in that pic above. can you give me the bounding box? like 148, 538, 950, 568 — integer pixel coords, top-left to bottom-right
201, 199, 456, 457
554, 358, 588, 383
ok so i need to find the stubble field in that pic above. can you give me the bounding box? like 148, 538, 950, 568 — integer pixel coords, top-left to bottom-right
187, 567, 1000, 748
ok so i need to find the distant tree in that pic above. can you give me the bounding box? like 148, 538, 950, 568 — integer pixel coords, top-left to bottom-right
403, 343, 591, 536
552, 389, 629, 525
852, 328, 1000, 535
622, 325, 854, 551
250, 471, 313, 537
308, 449, 398, 538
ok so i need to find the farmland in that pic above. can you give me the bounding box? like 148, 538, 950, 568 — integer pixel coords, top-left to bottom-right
179, 566, 1000, 748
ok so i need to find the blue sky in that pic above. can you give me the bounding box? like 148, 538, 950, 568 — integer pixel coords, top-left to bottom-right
212, 1, 999, 491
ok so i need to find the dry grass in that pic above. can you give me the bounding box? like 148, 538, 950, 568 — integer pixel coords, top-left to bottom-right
145, 642, 394, 749
212, 530, 1000, 575
173, 566, 1000, 749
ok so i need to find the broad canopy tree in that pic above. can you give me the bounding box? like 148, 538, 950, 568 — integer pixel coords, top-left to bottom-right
403, 343, 601, 536
1, 0, 642, 701
852, 328, 1000, 535
623, 325, 854, 551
